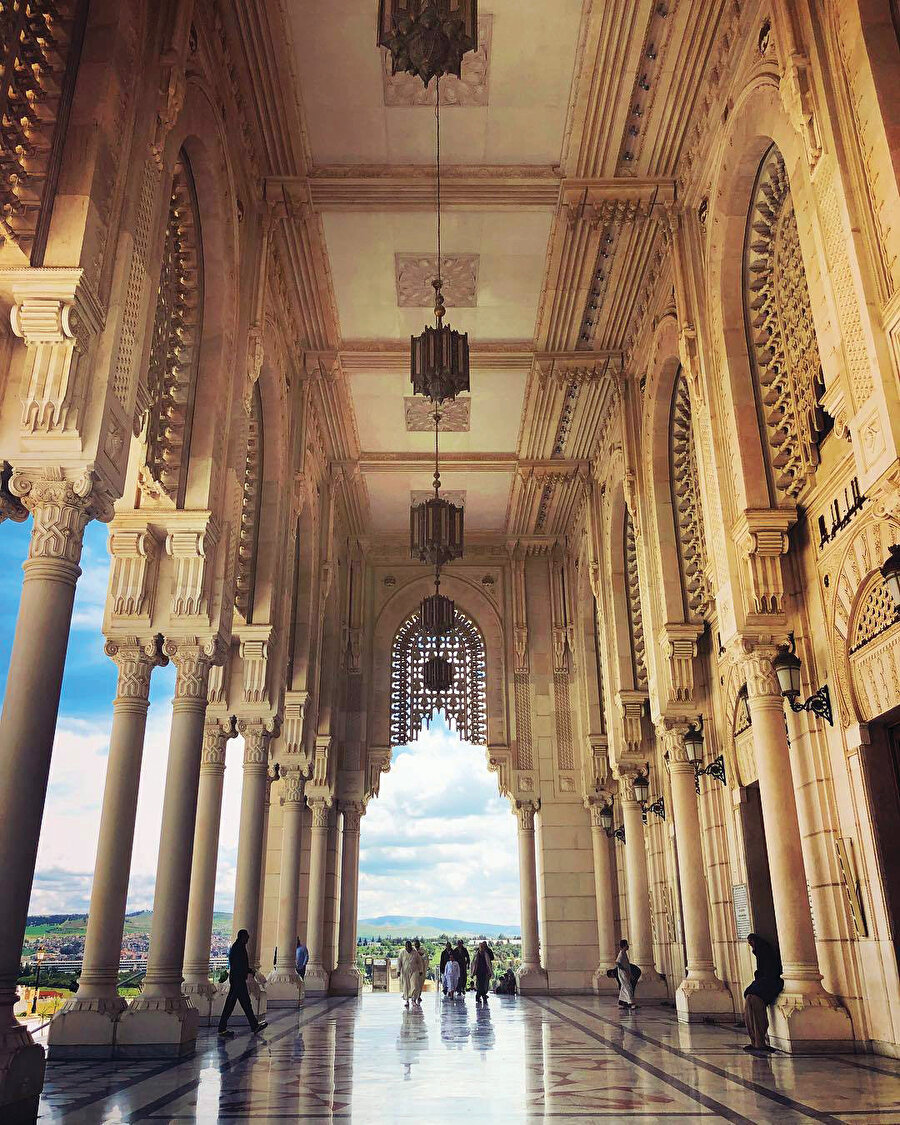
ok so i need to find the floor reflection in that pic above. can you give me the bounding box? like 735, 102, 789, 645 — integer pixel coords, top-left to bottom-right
37, 992, 900, 1123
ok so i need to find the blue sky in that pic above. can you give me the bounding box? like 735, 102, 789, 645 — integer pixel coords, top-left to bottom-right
0, 523, 520, 924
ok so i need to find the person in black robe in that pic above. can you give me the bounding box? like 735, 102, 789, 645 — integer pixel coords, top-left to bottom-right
454, 939, 471, 995
218, 929, 268, 1037
742, 933, 783, 1053
472, 942, 493, 1002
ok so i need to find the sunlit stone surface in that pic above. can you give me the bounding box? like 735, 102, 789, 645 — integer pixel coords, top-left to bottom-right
37, 995, 900, 1122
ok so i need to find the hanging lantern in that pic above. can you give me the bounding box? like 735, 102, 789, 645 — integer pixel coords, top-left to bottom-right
421, 590, 455, 636
424, 654, 454, 692
410, 495, 464, 566
411, 309, 470, 405
377, 0, 478, 87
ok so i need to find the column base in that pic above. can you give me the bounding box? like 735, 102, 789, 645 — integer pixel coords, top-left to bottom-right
516, 965, 549, 995
634, 965, 668, 999
329, 965, 363, 996
265, 969, 305, 1007
182, 979, 217, 1026
0, 1021, 45, 1124
767, 990, 854, 1053
303, 964, 331, 996
115, 995, 199, 1058
46, 995, 127, 1059
592, 966, 618, 995
675, 976, 734, 1023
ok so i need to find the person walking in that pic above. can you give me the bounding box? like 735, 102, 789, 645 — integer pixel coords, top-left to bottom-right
398, 939, 418, 1008
295, 936, 309, 980
411, 940, 427, 1004
218, 930, 268, 1038
454, 939, 470, 996
615, 939, 637, 1010
442, 951, 461, 998
472, 941, 492, 1003
439, 941, 453, 995
742, 933, 783, 1054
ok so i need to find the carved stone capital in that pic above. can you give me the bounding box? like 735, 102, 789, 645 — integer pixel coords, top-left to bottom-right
105, 635, 167, 703
280, 767, 305, 806
515, 799, 539, 832
339, 800, 365, 833
655, 715, 697, 766
201, 715, 237, 770
308, 795, 333, 829
163, 636, 223, 702
238, 716, 279, 768
740, 645, 783, 702
585, 792, 614, 829
11, 467, 114, 571
0, 461, 27, 524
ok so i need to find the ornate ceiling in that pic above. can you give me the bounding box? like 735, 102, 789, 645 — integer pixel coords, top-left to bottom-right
241, 0, 732, 546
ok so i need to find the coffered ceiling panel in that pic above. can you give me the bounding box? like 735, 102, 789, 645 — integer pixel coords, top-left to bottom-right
283, 0, 584, 167
365, 469, 515, 533
322, 210, 552, 341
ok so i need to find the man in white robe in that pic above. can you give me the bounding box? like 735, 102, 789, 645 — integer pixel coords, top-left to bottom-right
398, 940, 417, 1008
443, 955, 460, 998
616, 939, 636, 1009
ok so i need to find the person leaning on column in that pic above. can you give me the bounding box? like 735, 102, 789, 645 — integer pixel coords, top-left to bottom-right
218, 930, 269, 1038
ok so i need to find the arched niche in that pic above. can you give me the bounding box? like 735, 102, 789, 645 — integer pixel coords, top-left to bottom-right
163, 77, 242, 514
705, 77, 823, 515
367, 571, 508, 755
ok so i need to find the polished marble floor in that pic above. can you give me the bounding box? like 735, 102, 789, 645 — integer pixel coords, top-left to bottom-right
36, 993, 900, 1123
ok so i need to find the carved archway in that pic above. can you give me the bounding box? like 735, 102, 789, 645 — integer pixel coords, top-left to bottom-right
389, 606, 487, 748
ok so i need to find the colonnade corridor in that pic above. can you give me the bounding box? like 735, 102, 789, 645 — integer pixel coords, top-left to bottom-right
36, 994, 900, 1122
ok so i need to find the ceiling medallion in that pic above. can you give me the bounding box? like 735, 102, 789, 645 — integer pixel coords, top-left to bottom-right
378, 0, 478, 88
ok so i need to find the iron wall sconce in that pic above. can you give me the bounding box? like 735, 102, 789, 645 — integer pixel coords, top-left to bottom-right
613, 825, 626, 843
773, 641, 834, 726
695, 753, 727, 794
642, 796, 665, 822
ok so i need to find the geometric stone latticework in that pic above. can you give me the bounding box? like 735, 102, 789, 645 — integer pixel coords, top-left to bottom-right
669, 370, 712, 621
624, 509, 648, 690
849, 575, 900, 655
383, 16, 492, 107
396, 253, 479, 308
390, 607, 487, 748
235, 383, 263, 620
743, 144, 827, 500
553, 671, 574, 771
405, 396, 470, 431
139, 152, 203, 507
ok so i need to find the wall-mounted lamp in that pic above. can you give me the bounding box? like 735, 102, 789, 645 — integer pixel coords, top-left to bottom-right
632, 769, 650, 804
695, 754, 727, 791
613, 825, 626, 844
643, 796, 665, 821
773, 640, 833, 726
599, 804, 614, 832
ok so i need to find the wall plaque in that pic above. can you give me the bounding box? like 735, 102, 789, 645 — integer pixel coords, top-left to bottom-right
732, 883, 752, 940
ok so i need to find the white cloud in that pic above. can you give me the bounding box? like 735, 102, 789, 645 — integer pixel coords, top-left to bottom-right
358, 725, 521, 926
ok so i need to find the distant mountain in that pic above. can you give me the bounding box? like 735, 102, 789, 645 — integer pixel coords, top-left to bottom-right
357, 916, 520, 940
25, 911, 233, 938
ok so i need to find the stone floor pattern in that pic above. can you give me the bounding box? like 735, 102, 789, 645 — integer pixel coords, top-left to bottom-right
36, 994, 900, 1123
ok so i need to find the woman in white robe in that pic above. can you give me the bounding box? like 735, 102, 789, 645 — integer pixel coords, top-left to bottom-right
616, 939, 636, 1009
398, 940, 417, 1008
443, 955, 460, 998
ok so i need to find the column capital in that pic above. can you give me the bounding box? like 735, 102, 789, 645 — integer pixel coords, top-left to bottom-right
515, 799, 539, 831
339, 800, 365, 833
585, 793, 614, 829
201, 714, 236, 771
11, 467, 114, 572
656, 715, 699, 767
307, 795, 333, 828
163, 636, 223, 702
732, 638, 786, 702
280, 767, 306, 806
105, 635, 167, 703
237, 716, 279, 768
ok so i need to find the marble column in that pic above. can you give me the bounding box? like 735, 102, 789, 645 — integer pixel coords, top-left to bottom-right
231, 718, 276, 1013
48, 639, 167, 1057
331, 802, 365, 995
515, 801, 548, 994
0, 471, 107, 1117
619, 777, 667, 997
304, 797, 333, 994
182, 717, 235, 1022
742, 647, 851, 1052
116, 638, 219, 1057
267, 769, 306, 1005
322, 815, 340, 972
587, 800, 618, 993
662, 724, 732, 1021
